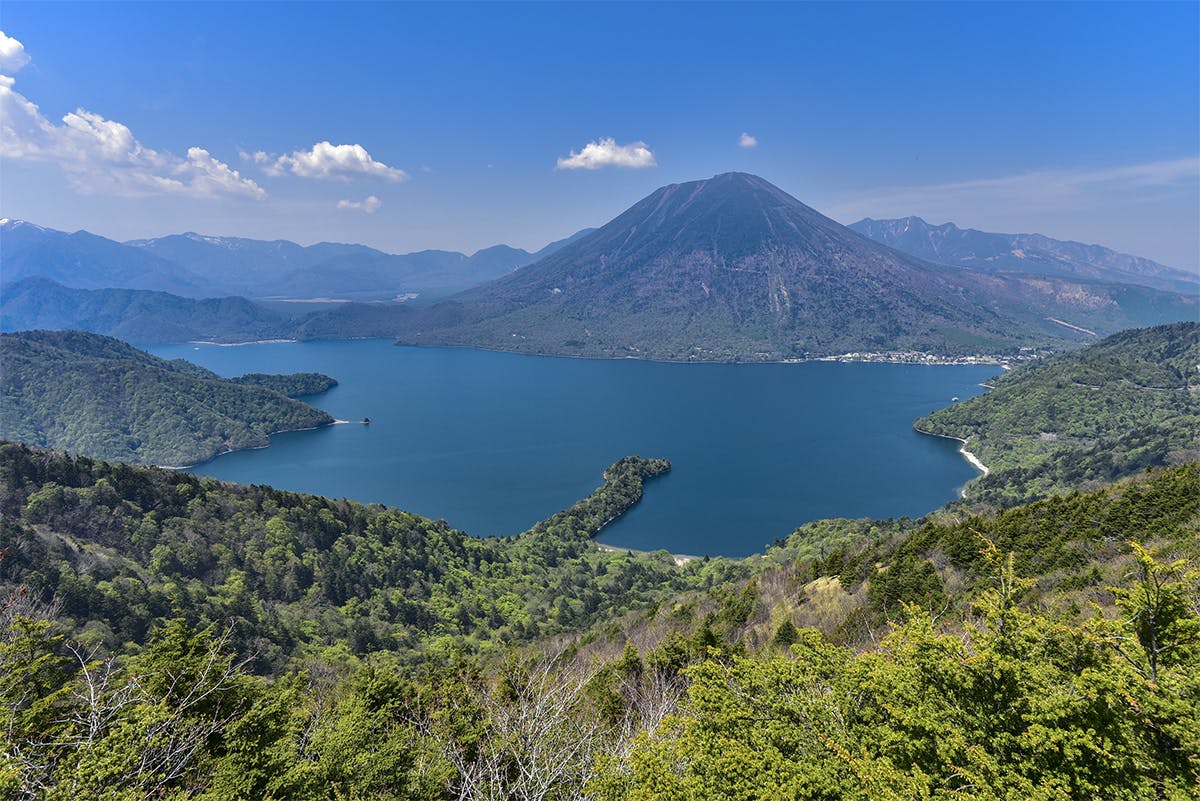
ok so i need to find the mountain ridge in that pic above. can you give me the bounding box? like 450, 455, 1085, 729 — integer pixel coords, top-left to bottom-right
0, 217, 593, 302
850, 215, 1199, 294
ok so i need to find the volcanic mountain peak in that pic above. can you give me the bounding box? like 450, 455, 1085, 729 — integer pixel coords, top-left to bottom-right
396, 172, 1197, 361
609, 171, 831, 238
491, 172, 861, 286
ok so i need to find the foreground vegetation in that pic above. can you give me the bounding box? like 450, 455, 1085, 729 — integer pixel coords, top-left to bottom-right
2, 461, 1196, 799
917, 321, 1200, 505
0, 443, 720, 670
0, 331, 337, 466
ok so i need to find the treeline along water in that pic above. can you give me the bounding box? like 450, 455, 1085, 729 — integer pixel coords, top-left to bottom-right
147, 340, 995, 557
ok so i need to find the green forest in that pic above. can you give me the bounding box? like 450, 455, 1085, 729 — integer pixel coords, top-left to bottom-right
0, 331, 337, 467
916, 321, 1200, 505
1, 323, 1198, 799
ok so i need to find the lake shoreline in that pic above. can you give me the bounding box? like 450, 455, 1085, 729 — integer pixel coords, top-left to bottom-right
595, 541, 698, 566
185, 337, 1023, 368
912, 426, 990, 494
187, 338, 299, 347
390, 340, 1020, 368
157, 417, 345, 471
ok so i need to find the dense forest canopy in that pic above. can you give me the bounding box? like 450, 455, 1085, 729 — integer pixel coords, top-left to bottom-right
2, 451, 1196, 799
917, 321, 1200, 505
0, 331, 337, 466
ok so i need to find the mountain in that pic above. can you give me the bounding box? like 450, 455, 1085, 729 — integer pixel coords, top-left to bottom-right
0, 330, 335, 465
393, 173, 1198, 360
0, 278, 422, 343
915, 321, 1200, 506
1, 218, 592, 302
124, 229, 588, 300
529, 226, 597, 259
850, 216, 1200, 295
0, 218, 210, 297
0, 277, 293, 342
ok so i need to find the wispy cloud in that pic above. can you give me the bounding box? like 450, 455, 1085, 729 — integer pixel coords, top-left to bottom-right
0, 31, 30, 73
738, 132, 758, 149
556, 137, 656, 170
263, 141, 408, 182
336, 195, 382, 214
0, 69, 265, 199
828, 157, 1200, 222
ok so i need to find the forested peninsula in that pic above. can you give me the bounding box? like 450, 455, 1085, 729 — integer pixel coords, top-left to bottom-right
0, 330, 337, 466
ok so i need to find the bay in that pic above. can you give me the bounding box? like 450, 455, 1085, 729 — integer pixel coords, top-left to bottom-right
148, 340, 996, 557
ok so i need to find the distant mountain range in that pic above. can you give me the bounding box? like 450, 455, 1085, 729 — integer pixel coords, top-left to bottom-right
849, 216, 1199, 295
2, 175, 1196, 356
0, 277, 418, 343
0, 330, 336, 465
0, 217, 594, 301
392, 173, 1197, 360
0, 277, 291, 342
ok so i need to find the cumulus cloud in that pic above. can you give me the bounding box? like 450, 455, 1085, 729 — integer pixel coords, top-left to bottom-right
267, 141, 408, 182
180, 148, 267, 199
556, 137, 656, 170
0, 72, 264, 199
336, 195, 382, 214
738, 132, 758, 149
0, 31, 30, 74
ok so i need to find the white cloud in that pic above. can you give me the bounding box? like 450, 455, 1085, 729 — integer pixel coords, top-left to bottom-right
556, 137, 656, 170
0, 31, 30, 74
738, 132, 758, 149
267, 141, 408, 182
0, 73, 265, 199
180, 148, 267, 199
337, 195, 382, 214
827, 157, 1200, 222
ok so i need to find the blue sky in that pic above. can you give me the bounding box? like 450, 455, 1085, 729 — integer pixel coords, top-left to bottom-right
1, 1, 1197, 270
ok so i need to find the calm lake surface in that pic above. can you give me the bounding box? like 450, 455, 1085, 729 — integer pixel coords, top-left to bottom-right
148, 340, 997, 557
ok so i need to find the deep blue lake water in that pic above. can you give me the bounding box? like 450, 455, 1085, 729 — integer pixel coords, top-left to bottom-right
147, 340, 997, 557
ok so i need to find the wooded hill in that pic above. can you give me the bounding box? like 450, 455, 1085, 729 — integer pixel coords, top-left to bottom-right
1, 453, 1196, 799
0, 331, 336, 466
916, 321, 1200, 506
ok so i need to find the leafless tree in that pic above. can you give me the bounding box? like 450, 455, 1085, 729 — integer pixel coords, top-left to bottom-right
417, 650, 610, 801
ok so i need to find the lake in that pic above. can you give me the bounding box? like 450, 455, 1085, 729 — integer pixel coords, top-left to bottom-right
147, 340, 997, 557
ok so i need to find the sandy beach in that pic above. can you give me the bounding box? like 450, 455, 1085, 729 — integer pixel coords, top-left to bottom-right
912, 426, 990, 492
596, 541, 697, 566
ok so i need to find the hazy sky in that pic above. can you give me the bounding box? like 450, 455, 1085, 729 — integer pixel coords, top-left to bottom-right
2, 2, 1197, 271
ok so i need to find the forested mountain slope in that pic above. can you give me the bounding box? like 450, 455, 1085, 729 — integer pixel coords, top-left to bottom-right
916, 321, 1200, 505
2, 453, 1195, 799
0, 331, 336, 466
0, 277, 293, 343
0, 445, 710, 669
